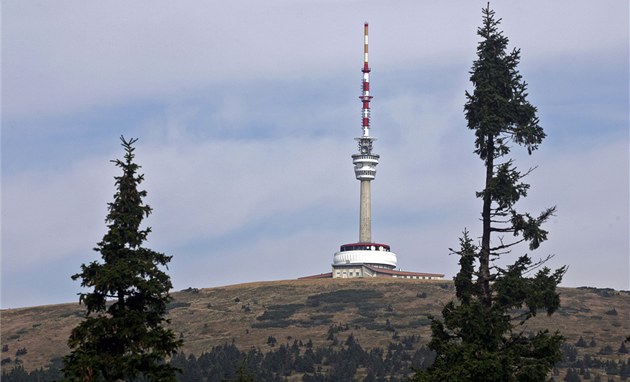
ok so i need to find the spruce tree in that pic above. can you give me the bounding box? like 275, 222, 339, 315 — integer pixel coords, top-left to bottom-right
62, 136, 182, 381
413, 5, 566, 381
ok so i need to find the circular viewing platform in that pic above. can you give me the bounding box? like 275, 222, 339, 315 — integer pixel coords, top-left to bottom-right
333, 242, 397, 269
352, 154, 379, 180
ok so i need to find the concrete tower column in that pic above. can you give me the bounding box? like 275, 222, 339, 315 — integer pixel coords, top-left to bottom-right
359, 179, 371, 242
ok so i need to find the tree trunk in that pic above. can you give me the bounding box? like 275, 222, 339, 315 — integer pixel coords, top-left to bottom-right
480, 137, 494, 307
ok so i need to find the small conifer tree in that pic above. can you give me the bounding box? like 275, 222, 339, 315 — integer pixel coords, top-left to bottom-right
576, 336, 587, 347
62, 136, 182, 381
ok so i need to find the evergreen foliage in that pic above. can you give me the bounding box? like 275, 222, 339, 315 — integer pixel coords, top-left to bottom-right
564, 368, 580, 382
3, 338, 629, 382
576, 336, 587, 347
605, 307, 618, 315
413, 5, 566, 381
62, 136, 182, 381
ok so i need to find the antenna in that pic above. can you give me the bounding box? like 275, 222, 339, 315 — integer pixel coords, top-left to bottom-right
360, 22, 373, 138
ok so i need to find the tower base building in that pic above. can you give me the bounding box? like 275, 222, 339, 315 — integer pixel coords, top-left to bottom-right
330, 243, 442, 280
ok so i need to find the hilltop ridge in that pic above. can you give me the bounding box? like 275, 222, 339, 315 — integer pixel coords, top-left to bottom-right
2, 278, 629, 377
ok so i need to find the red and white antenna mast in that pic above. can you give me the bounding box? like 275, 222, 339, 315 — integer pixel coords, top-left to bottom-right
361, 22, 373, 137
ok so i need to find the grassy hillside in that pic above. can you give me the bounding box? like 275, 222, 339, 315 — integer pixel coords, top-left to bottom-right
2, 278, 629, 376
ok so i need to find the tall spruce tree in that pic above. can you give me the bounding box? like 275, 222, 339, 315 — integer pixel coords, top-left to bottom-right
413, 5, 566, 381
62, 136, 182, 381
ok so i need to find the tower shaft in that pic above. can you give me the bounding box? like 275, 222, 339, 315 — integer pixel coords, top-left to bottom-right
359, 180, 371, 242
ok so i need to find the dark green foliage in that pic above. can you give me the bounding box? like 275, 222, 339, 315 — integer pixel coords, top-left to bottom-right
250, 320, 295, 329
309, 314, 333, 324
415, 234, 564, 381
598, 345, 613, 355
576, 336, 587, 347
224, 357, 255, 382
325, 323, 347, 338
250, 303, 321, 328
561, 343, 578, 363
257, 304, 304, 321
307, 289, 383, 304
462, 3, 562, 307
564, 368, 580, 382
604, 360, 619, 376
414, 5, 565, 381
179, 340, 436, 381
605, 307, 617, 315
350, 316, 374, 326
357, 302, 381, 319
62, 136, 182, 381
320, 304, 345, 313
558, 306, 591, 316
576, 287, 618, 298
408, 317, 432, 328
2, 358, 64, 382
3, 340, 628, 382
166, 301, 192, 311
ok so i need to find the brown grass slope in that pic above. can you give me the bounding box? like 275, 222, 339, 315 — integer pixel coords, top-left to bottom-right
2, 278, 629, 373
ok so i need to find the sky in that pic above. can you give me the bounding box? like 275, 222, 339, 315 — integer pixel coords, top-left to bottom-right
2, 1, 628, 309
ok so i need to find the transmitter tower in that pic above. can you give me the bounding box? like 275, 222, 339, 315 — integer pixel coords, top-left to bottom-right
354, 22, 378, 243
300, 23, 444, 281
331, 23, 398, 277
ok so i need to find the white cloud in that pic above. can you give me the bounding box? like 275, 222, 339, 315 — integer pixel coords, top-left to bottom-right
3, 1, 626, 119
141, 136, 350, 247
521, 141, 629, 290
2, 156, 116, 269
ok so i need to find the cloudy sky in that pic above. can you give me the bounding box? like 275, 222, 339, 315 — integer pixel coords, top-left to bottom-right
2, 1, 628, 309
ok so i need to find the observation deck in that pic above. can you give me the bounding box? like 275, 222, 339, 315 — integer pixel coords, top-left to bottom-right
352, 153, 379, 180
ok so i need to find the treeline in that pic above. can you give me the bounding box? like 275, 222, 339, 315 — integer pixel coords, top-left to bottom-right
170, 335, 434, 382
1, 334, 432, 382
3, 338, 628, 382
557, 343, 630, 381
